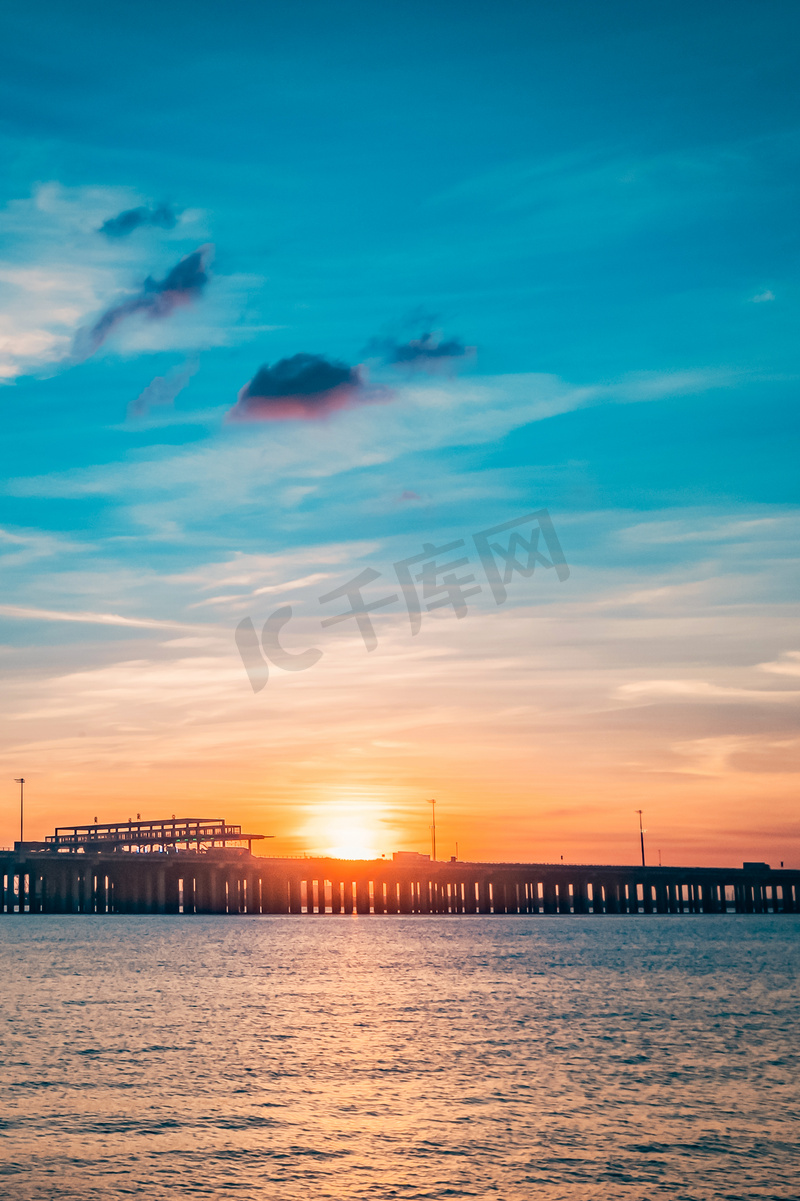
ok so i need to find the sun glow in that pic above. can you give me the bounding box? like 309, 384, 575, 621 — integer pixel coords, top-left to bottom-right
302, 803, 390, 860
323, 828, 381, 859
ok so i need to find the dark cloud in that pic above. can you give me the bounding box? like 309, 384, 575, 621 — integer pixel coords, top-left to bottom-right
366, 331, 475, 371
248, 355, 355, 397
228, 353, 387, 422
74, 245, 212, 359
99, 203, 178, 238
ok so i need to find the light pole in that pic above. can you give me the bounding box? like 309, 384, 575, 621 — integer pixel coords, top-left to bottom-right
14, 778, 25, 845
636, 809, 646, 868
427, 798, 436, 861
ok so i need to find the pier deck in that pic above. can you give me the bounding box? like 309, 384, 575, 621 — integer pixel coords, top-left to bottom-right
1, 846, 797, 916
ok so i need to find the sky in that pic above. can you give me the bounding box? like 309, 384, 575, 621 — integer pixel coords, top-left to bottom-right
0, 0, 798, 866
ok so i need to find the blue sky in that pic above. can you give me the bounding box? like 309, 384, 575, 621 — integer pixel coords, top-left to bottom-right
0, 0, 798, 861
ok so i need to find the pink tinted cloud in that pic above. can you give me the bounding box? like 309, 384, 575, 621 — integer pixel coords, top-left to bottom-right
227, 353, 393, 422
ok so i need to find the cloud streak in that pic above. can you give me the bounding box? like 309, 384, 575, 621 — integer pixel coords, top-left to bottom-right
127, 360, 198, 420
73, 245, 212, 359
368, 331, 475, 372
0, 603, 202, 631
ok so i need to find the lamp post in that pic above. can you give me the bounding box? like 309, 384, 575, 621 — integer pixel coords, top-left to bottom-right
14, 778, 25, 845
427, 798, 436, 862
636, 809, 646, 868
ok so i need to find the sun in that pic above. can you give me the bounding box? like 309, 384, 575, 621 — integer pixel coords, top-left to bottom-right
320, 819, 382, 860
303, 804, 386, 860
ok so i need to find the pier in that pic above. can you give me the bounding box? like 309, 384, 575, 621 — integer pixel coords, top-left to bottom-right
0, 816, 797, 915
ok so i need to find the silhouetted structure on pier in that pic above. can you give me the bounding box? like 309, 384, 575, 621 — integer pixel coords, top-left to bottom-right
46, 816, 266, 854
1, 816, 797, 916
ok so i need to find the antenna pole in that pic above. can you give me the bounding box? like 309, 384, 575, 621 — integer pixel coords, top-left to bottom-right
637, 809, 645, 868
14, 778, 25, 844
427, 799, 436, 861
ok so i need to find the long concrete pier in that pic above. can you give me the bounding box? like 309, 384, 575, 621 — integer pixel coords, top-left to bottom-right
1, 847, 797, 915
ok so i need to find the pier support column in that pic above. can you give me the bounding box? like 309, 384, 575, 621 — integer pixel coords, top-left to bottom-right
476, 878, 491, 914
248, 873, 261, 914
109, 870, 123, 914
79, 868, 92, 914
68, 868, 80, 913
211, 869, 228, 914
164, 870, 180, 914
261, 875, 284, 914
355, 878, 370, 915
286, 877, 300, 914
194, 869, 210, 914
129, 865, 144, 913
397, 880, 412, 914
655, 882, 669, 914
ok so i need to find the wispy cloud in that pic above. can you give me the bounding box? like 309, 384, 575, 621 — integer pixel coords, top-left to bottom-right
127, 360, 198, 421
366, 331, 475, 372
0, 527, 93, 566
617, 679, 800, 703
0, 184, 216, 379
73, 245, 212, 359
759, 650, 800, 678
99, 202, 178, 239
0, 603, 203, 631
7, 372, 592, 525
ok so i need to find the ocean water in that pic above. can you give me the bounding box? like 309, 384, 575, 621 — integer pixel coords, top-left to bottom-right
0, 916, 798, 1200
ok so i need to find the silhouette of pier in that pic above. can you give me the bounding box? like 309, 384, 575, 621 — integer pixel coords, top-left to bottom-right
1, 815, 797, 916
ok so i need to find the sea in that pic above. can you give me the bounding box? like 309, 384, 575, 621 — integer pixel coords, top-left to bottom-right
0, 915, 798, 1200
